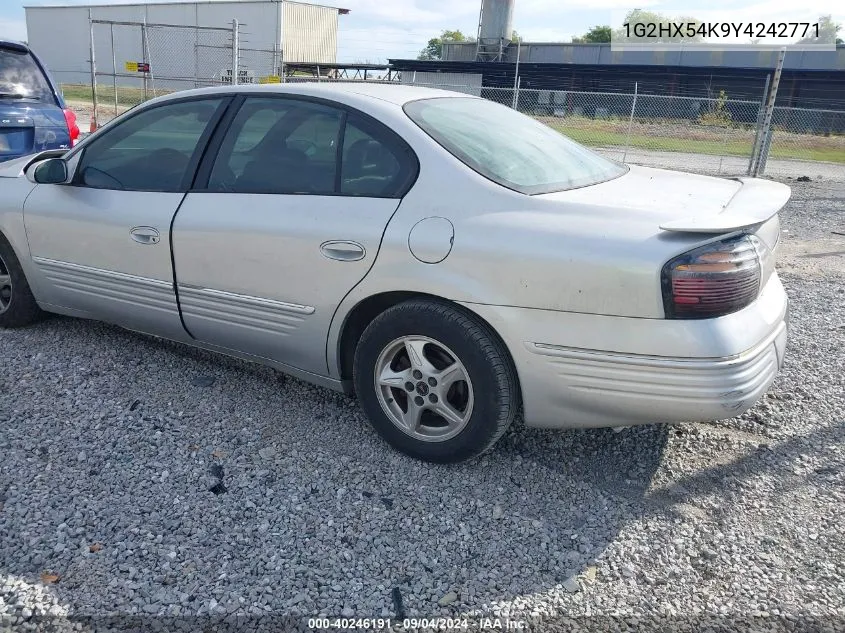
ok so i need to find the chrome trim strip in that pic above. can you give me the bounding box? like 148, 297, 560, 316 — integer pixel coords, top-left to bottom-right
527, 321, 786, 366
33, 256, 173, 289
178, 284, 315, 316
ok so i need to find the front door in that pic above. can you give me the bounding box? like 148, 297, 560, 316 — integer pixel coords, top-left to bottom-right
172, 95, 417, 375
23, 97, 228, 339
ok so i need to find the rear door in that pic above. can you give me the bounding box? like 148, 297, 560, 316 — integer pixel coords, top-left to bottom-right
0, 43, 69, 161
23, 96, 228, 339
172, 94, 418, 375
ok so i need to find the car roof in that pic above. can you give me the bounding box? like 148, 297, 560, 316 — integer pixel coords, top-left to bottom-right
151, 82, 476, 107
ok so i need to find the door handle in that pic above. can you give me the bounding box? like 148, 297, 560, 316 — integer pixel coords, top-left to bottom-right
320, 241, 366, 262
130, 226, 160, 245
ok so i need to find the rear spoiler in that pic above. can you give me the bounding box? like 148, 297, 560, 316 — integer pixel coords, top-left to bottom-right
659, 178, 791, 233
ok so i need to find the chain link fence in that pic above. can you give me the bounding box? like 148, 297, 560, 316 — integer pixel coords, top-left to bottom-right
768, 106, 845, 164
63, 21, 844, 175
72, 19, 238, 126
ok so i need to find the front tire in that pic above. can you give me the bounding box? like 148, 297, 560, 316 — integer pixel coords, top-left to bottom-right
0, 235, 43, 329
353, 298, 519, 463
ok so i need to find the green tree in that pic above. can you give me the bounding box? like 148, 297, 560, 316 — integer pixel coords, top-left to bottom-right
615, 9, 703, 43
418, 29, 475, 61
572, 25, 612, 43
798, 15, 843, 45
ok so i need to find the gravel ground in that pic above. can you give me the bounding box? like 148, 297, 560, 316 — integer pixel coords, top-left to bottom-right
1, 181, 843, 632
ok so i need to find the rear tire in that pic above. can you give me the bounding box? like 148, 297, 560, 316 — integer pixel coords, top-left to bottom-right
0, 235, 44, 329
353, 298, 519, 463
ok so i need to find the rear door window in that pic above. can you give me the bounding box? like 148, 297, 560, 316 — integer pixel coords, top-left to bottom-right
206, 96, 419, 198
341, 117, 406, 197
0, 45, 56, 103
208, 97, 343, 195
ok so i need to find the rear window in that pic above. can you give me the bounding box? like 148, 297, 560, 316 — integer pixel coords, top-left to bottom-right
404, 97, 627, 195
0, 46, 56, 103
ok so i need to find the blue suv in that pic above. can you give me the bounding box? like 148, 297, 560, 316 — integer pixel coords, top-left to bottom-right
1, 40, 79, 163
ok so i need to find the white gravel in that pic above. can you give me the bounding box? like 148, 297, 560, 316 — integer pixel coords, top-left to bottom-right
1, 180, 843, 632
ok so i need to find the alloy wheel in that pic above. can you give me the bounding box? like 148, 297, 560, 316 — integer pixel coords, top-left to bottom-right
373, 335, 474, 442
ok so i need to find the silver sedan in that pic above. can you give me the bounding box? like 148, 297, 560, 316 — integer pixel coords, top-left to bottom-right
0, 83, 789, 462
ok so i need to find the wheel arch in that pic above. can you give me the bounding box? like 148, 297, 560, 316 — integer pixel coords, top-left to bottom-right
334, 290, 522, 405
0, 227, 29, 269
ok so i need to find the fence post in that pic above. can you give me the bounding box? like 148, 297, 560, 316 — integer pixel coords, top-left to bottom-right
751, 48, 786, 177
88, 10, 98, 132
757, 121, 776, 176
109, 23, 118, 116
623, 82, 638, 163
141, 20, 148, 100
231, 19, 239, 86
747, 73, 771, 175
513, 77, 521, 110
511, 36, 521, 109
142, 20, 156, 97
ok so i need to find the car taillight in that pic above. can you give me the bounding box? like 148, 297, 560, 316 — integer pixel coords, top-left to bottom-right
661, 234, 763, 319
62, 108, 80, 145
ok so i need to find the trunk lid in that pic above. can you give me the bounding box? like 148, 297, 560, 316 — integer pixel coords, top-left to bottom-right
0, 102, 70, 162
539, 165, 789, 238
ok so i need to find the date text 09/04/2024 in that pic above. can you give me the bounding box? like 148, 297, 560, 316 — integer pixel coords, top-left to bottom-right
622, 21, 821, 39
308, 617, 528, 630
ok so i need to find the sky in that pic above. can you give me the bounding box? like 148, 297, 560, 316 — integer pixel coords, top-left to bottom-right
1, 0, 842, 63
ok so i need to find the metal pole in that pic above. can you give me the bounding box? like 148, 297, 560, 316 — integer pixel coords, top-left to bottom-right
753, 48, 786, 177
623, 82, 638, 163
513, 77, 521, 111
110, 23, 117, 116
747, 73, 771, 175
141, 20, 148, 100
142, 21, 156, 97
231, 19, 239, 85
194, 25, 200, 88
88, 9, 98, 131
511, 37, 521, 109
757, 121, 776, 177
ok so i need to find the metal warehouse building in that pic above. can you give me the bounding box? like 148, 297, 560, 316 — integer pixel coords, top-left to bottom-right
24, 0, 348, 87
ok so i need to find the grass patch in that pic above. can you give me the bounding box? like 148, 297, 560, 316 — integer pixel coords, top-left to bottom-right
61, 83, 172, 108
557, 125, 754, 158
540, 115, 845, 164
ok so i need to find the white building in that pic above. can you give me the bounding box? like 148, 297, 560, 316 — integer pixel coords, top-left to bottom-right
24, 0, 348, 87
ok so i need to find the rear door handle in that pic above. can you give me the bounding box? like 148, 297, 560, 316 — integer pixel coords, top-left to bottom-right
130, 226, 160, 245
320, 240, 366, 262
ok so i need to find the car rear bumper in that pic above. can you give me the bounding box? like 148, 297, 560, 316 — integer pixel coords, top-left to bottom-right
460, 273, 788, 429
